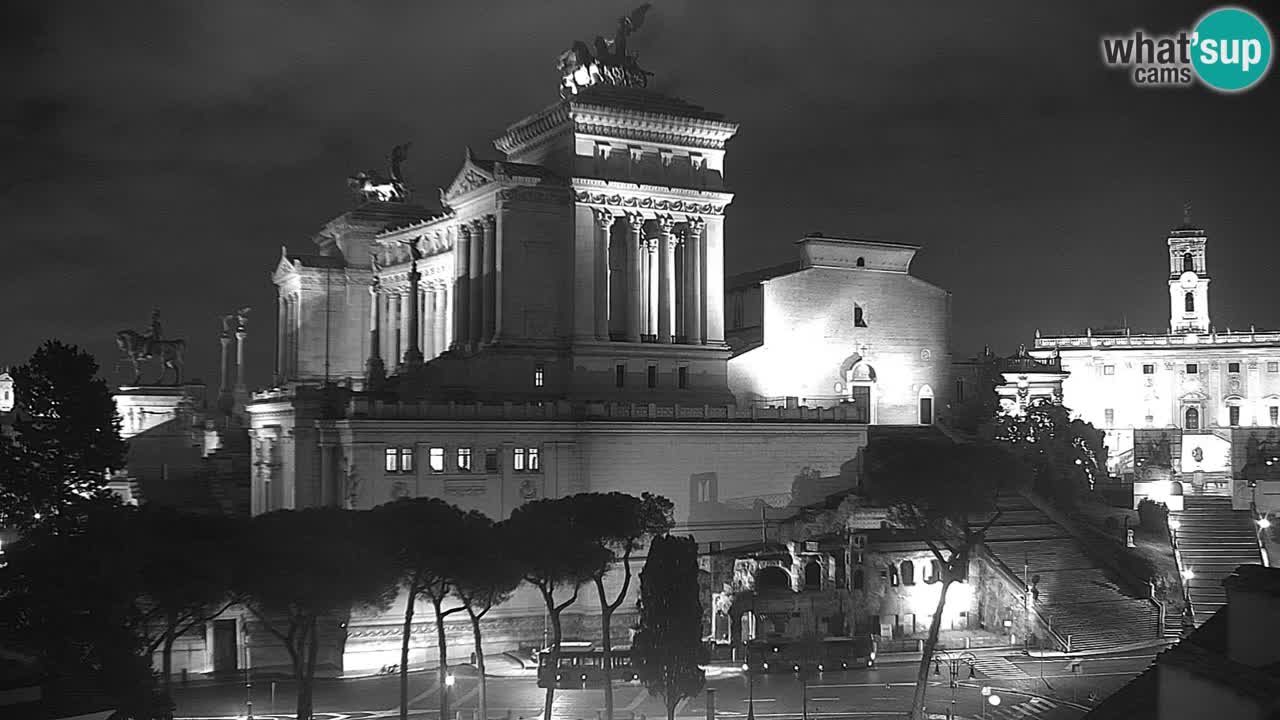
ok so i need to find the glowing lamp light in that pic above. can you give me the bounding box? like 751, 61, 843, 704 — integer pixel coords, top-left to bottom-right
988, 694, 1002, 707
445, 674, 456, 687
1259, 517, 1272, 530
741, 664, 749, 672
1169, 519, 1181, 531
1181, 568, 1195, 581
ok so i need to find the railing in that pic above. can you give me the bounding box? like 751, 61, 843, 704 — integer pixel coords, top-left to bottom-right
344, 398, 872, 423
720, 492, 795, 510
976, 543, 1069, 652
1035, 328, 1280, 349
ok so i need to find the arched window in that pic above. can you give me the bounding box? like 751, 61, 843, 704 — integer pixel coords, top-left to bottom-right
1185, 292, 1195, 312
925, 559, 941, 584
856, 257, 865, 267
756, 566, 790, 592
854, 305, 867, 328
852, 568, 865, 590
900, 560, 915, 586
1185, 406, 1200, 431
1183, 252, 1194, 272
804, 560, 822, 590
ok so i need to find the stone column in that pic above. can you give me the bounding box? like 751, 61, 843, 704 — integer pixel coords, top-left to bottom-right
275, 293, 286, 383
684, 218, 704, 345
594, 209, 613, 340
469, 219, 484, 347
481, 215, 496, 343
454, 225, 471, 348
403, 253, 423, 368
434, 286, 447, 358
646, 239, 659, 337
658, 216, 676, 343
219, 328, 232, 399
235, 327, 248, 394
443, 282, 454, 350
627, 214, 644, 343
367, 276, 385, 386
703, 216, 726, 344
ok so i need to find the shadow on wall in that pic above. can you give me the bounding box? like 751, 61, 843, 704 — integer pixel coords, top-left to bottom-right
687, 462, 860, 544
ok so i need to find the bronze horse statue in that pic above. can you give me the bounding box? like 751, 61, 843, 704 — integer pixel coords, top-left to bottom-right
115, 329, 185, 385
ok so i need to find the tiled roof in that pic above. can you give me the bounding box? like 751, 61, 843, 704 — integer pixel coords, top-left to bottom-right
726, 261, 803, 290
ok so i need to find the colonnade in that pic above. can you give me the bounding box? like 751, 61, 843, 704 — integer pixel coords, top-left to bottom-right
596, 211, 708, 344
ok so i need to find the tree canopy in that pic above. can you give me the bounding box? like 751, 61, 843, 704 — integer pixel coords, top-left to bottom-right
633, 534, 706, 720
991, 398, 1108, 505
0, 340, 126, 529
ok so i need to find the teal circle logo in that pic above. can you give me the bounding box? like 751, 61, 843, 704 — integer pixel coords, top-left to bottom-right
1192, 7, 1273, 92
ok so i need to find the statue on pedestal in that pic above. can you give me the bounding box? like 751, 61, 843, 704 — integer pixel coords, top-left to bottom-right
347, 143, 412, 202
115, 309, 186, 385
558, 4, 654, 97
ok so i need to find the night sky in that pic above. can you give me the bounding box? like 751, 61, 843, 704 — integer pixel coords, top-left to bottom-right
5, 1, 1279, 388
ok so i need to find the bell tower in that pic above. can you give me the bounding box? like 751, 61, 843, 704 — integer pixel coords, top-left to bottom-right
1168, 203, 1210, 334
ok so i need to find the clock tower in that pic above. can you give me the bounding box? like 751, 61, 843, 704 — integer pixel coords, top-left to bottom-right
1167, 205, 1210, 334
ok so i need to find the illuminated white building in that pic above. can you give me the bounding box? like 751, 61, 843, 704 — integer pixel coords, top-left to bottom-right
726, 235, 951, 424
1033, 216, 1280, 478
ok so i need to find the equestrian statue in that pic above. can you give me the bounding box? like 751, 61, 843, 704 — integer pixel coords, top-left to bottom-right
115, 309, 186, 385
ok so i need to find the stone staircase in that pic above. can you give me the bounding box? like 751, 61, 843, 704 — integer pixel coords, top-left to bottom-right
1171, 494, 1264, 626
979, 494, 1161, 653
200, 428, 252, 517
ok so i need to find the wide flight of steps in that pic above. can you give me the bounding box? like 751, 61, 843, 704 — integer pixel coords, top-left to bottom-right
1171, 494, 1264, 626
978, 495, 1161, 653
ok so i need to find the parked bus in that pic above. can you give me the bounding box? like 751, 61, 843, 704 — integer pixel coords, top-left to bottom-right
744, 635, 877, 674
536, 641, 641, 689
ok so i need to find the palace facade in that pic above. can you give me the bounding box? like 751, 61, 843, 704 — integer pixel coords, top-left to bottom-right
1031, 217, 1280, 513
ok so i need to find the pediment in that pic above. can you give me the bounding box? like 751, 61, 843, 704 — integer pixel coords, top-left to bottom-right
272, 247, 299, 281
442, 152, 496, 202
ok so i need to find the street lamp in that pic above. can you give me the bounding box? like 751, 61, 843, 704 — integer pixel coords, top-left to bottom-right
1181, 567, 1195, 582
933, 649, 977, 711
444, 672, 455, 720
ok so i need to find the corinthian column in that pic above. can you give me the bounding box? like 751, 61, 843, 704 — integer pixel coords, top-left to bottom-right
658, 216, 676, 344
481, 215, 496, 343
469, 219, 484, 347
684, 217, 705, 345
627, 214, 644, 343
367, 274, 385, 387
594, 209, 614, 340
646, 239, 659, 338
454, 225, 471, 348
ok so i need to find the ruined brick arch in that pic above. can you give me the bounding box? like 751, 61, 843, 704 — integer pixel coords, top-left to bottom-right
756, 565, 791, 592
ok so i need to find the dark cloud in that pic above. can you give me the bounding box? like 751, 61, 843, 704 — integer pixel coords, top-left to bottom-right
4, 0, 1279, 386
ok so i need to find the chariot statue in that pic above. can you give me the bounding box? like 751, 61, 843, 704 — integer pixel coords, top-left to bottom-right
348, 143, 412, 202
116, 309, 186, 385
558, 4, 653, 97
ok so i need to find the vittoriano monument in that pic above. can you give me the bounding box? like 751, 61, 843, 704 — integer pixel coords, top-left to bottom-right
557, 3, 653, 97
347, 142, 412, 202
115, 309, 186, 385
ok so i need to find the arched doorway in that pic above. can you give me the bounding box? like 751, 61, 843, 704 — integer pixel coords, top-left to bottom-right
1185, 406, 1200, 431
918, 385, 934, 425
836, 354, 877, 423
803, 560, 822, 590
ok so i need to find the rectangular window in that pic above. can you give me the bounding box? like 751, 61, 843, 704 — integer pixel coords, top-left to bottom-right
1270, 362, 1279, 373
853, 304, 868, 328
1271, 406, 1278, 425
615, 363, 626, 388
1229, 406, 1241, 426
513, 447, 526, 471
528, 447, 540, 472
678, 366, 688, 389
484, 449, 499, 473
1143, 364, 1155, 375
1228, 362, 1241, 373
534, 364, 545, 387
1186, 363, 1198, 374
429, 447, 445, 473
385, 448, 398, 473
1105, 408, 1115, 426
647, 364, 657, 389
1103, 365, 1115, 375
955, 379, 966, 404
457, 447, 472, 472
399, 448, 414, 473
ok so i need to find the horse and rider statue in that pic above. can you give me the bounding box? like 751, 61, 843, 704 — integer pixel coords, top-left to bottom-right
116, 309, 186, 385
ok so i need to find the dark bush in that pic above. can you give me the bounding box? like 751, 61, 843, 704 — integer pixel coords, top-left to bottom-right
1137, 499, 1169, 532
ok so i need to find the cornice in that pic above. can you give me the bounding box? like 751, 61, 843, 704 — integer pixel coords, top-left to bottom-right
494, 103, 572, 156
570, 105, 739, 150
571, 178, 733, 217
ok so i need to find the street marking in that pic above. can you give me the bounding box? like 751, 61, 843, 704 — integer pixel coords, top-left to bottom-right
811, 697, 841, 701
740, 697, 777, 702
624, 688, 651, 711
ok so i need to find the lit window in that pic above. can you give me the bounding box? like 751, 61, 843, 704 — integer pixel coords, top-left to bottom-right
1105, 408, 1115, 426
429, 447, 445, 473
457, 448, 472, 472
889, 566, 899, 587
1103, 365, 1115, 375
615, 364, 625, 388
514, 447, 526, 471
534, 364, 545, 387
1271, 407, 1278, 426
1228, 362, 1241, 373
1185, 292, 1195, 313
399, 448, 414, 473
1143, 364, 1154, 375
1186, 364, 1198, 374
485, 449, 499, 473
385, 448, 398, 473
853, 304, 867, 328
678, 366, 688, 389
647, 365, 657, 389
528, 447, 540, 471
1270, 362, 1279, 373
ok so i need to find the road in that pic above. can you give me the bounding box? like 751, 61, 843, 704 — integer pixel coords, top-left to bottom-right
171, 649, 1159, 720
